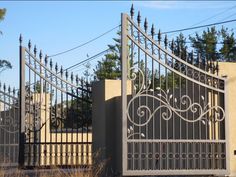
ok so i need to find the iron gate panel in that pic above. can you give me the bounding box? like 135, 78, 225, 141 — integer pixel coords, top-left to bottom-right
19, 39, 92, 167
121, 13, 229, 176
0, 85, 19, 167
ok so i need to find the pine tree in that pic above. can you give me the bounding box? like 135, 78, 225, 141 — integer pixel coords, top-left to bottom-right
93, 31, 121, 80
189, 27, 218, 62
219, 27, 236, 62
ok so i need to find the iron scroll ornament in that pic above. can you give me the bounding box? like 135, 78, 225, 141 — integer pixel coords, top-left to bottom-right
126, 67, 225, 128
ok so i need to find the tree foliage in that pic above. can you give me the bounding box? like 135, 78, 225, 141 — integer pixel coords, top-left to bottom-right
219, 27, 236, 62
0, 60, 12, 74
0, 8, 6, 35
93, 32, 121, 80
92, 25, 236, 84
0, 8, 12, 74
190, 27, 218, 62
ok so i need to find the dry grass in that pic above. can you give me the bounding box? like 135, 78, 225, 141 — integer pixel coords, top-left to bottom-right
0, 150, 107, 177
0, 164, 105, 177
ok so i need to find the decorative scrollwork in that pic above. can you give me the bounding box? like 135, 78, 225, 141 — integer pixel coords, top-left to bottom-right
126, 67, 225, 130
0, 116, 19, 133
0, 96, 19, 133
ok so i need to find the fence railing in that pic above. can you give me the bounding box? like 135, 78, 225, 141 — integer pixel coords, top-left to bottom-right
0, 36, 92, 168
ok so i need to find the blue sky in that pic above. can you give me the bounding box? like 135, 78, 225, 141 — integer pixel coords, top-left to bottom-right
0, 1, 236, 88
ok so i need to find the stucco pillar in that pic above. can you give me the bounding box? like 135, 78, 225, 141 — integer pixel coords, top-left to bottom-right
218, 62, 236, 176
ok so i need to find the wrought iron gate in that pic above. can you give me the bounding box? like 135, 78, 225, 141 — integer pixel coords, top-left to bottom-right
0, 84, 19, 167
18, 36, 92, 167
121, 12, 228, 176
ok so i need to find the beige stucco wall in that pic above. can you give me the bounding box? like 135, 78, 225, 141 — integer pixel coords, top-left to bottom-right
28, 93, 92, 166
218, 62, 236, 176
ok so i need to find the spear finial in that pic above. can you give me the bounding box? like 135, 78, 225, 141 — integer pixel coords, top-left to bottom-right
50, 59, 53, 70
171, 39, 174, 53
28, 40, 31, 50
151, 24, 155, 39
71, 72, 74, 82
44, 55, 48, 65
137, 11, 141, 26
130, 4, 134, 19
76, 75, 79, 85
65, 70, 68, 79
19, 34, 22, 45
164, 35, 168, 48
158, 29, 161, 44
144, 18, 148, 32
60, 66, 63, 76
39, 50, 43, 60
55, 63, 58, 72
34, 45, 37, 56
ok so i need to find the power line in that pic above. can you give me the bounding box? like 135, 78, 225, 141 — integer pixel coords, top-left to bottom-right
167, 4, 236, 38
186, 13, 236, 37
165, 40, 235, 45
48, 24, 120, 58
161, 18, 236, 35
189, 4, 236, 28
64, 48, 111, 72
175, 4, 236, 38
220, 12, 236, 22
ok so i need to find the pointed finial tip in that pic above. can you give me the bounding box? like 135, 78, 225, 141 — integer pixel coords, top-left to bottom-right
55, 63, 58, 71
33, 45, 37, 55
130, 4, 134, 17
144, 18, 148, 32
164, 34, 168, 46
137, 11, 141, 24
39, 50, 42, 59
44, 55, 48, 64
28, 40, 31, 49
50, 58, 53, 67
19, 34, 22, 44
151, 24, 155, 37
158, 29, 161, 41
71, 72, 74, 80
170, 39, 174, 51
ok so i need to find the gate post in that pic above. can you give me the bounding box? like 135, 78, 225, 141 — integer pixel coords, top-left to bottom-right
121, 13, 128, 175
19, 35, 25, 167
224, 76, 230, 175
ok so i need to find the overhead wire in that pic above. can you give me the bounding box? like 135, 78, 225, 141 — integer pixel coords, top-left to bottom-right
27, 7, 236, 82
189, 4, 236, 27
167, 4, 236, 38
161, 19, 236, 35
186, 13, 236, 37
220, 12, 236, 22
48, 24, 120, 58
64, 48, 111, 72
